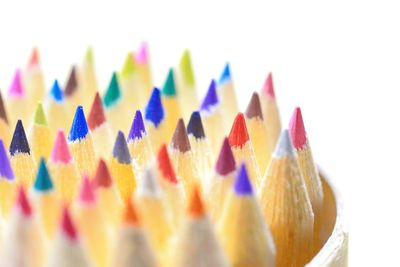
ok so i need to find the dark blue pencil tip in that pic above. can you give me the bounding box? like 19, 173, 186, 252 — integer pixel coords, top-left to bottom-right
10, 120, 30, 156
187, 111, 205, 139
233, 163, 253, 195
200, 79, 219, 112
145, 88, 164, 127
0, 139, 14, 180
128, 110, 146, 141
218, 63, 232, 85
113, 131, 131, 164
68, 106, 89, 142
34, 158, 53, 191
50, 80, 64, 102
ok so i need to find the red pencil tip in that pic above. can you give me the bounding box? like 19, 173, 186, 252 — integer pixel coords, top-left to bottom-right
87, 92, 106, 130
28, 47, 40, 68
289, 107, 307, 149
50, 130, 72, 164
61, 206, 78, 241
78, 175, 96, 204
262, 72, 275, 100
123, 198, 140, 226
187, 185, 205, 218
228, 113, 249, 148
16, 186, 32, 216
157, 144, 178, 184
93, 159, 113, 188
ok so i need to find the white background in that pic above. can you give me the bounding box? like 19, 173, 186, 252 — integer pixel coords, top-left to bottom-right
0, 0, 399, 265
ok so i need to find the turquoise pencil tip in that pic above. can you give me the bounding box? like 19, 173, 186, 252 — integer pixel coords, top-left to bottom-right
34, 158, 54, 191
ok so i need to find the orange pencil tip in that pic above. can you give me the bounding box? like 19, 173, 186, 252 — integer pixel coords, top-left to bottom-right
123, 198, 140, 226
28, 47, 40, 68
187, 185, 205, 218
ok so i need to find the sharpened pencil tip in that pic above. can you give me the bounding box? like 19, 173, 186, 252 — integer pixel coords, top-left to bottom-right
200, 79, 219, 112
34, 158, 54, 192
145, 88, 164, 127
88, 92, 106, 130
50, 80, 64, 103
123, 198, 140, 225
228, 113, 249, 148
28, 47, 40, 68
8, 69, 24, 97
10, 120, 30, 156
103, 72, 121, 108
179, 49, 195, 87
68, 106, 89, 142
135, 42, 149, 64
0, 139, 14, 180
234, 163, 253, 195
157, 144, 178, 184
121, 52, 136, 78
0, 91, 8, 124
113, 131, 131, 164
171, 119, 191, 153
162, 68, 177, 97
219, 63, 232, 85
33, 102, 47, 126
128, 110, 146, 141
51, 130, 72, 164
64, 66, 78, 97
273, 129, 295, 157
262, 72, 276, 100
187, 185, 205, 217
61, 206, 78, 241
289, 107, 307, 150
187, 111, 205, 139
93, 159, 113, 188
215, 138, 236, 176
245, 92, 263, 120
16, 186, 32, 216
79, 175, 96, 204
138, 168, 161, 196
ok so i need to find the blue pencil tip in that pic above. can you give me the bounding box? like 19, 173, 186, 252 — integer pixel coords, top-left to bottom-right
187, 111, 205, 139
218, 63, 232, 85
200, 79, 219, 112
68, 106, 89, 142
0, 139, 14, 180
50, 80, 64, 102
113, 131, 131, 164
145, 88, 164, 127
233, 163, 253, 195
9, 120, 30, 156
128, 110, 146, 141
34, 158, 53, 191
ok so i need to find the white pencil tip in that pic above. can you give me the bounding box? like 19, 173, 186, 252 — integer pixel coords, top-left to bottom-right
137, 167, 162, 197
273, 129, 295, 157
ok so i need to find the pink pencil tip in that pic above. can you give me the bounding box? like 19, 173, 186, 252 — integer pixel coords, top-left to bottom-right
61, 206, 78, 241
8, 69, 25, 97
262, 72, 275, 100
28, 47, 40, 68
135, 42, 149, 64
50, 130, 72, 163
289, 107, 307, 149
78, 175, 96, 204
16, 186, 32, 217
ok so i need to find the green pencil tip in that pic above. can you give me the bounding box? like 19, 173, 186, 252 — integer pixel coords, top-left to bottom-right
162, 68, 177, 97
121, 52, 136, 79
103, 72, 121, 108
34, 102, 47, 126
85, 46, 94, 65
179, 49, 195, 87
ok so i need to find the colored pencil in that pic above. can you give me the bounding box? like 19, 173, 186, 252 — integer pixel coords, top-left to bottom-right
92, 158, 123, 227
7, 69, 31, 126
217, 63, 239, 128
80, 47, 99, 109
170, 184, 230, 267
29, 102, 52, 162
9, 120, 37, 187
0, 91, 11, 147
161, 68, 182, 140
64, 65, 82, 114
74, 175, 111, 267
1, 186, 45, 267
259, 130, 314, 267
169, 118, 200, 195
127, 110, 154, 178
24, 48, 46, 110
48, 130, 80, 203
144, 87, 167, 152
119, 52, 143, 111
32, 158, 60, 239
112, 198, 158, 267
135, 167, 172, 259
187, 111, 213, 190
68, 106, 97, 175
46, 80, 70, 138
228, 113, 262, 187
218, 163, 276, 267
199, 79, 225, 157
87, 92, 113, 159
207, 137, 236, 222
157, 143, 185, 227
0, 139, 16, 217
245, 92, 272, 176
289, 107, 324, 253
176, 49, 198, 119
110, 131, 136, 200
135, 42, 153, 102
47, 206, 91, 267
259, 73, 281, 149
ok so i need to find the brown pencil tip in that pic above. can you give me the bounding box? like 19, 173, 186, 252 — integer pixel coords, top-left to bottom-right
87, 92, 106, 130
245, 92, 263, 120
187, 184, 205, 218
64, 66, 78, 97
0, 91, 8, 124
170, 118, 191, 153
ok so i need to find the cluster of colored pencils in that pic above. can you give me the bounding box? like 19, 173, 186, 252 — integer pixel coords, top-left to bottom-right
0, 46, 327, 267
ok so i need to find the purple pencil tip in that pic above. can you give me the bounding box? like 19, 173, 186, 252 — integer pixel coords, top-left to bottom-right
128, 110, 146, 141
0, 139, 14, 180
233, 163, 253, 195
200, 79, 219, 112
215, 138, 236, 176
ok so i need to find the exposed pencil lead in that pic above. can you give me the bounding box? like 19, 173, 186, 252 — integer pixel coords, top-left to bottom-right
157, 144, 177, 184
289, 107, 307, 149
10, 120, 30, 156
228, 113, 249, 148
200, 80, 219, 112
123, 198, 140, 225
103, 72, 121, 108
179, 49, 195, 87
187, 185, 205, 217
68, 106, 89, 142
135, 42, 149, 64
218, 63, 232, 85
245, 92, 263, 120
28, 47, 40, 68
87, 92, 106, 130
61, 206, 78, 240
33, 103, 47, 126
145, 88, 165, 127
0, 139, 14, 180
273, 129, 295, 157
171, 118, 191, 152
121, 52, 136, 78
64, 66, 78, 97
215, 138, 236, 176
187, 111, 205, 139
93, 159, 113, 188
0, 91, 8, 123
51, 130, 72, 163
138, 168, 161, 196
79, 175, 96, 204
262, 72, 276, 100
128, 110, 146, 141
34, 158, 54, 191
85, 46, 94, 65
8, 69, 25, 97
113, 131, 131, 164
50, 80, 64, 103
233, 163, 253, 195
16, 186, 32, 216
162, 68, 177, 97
